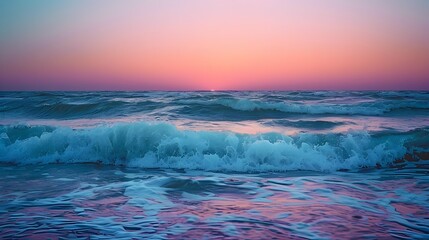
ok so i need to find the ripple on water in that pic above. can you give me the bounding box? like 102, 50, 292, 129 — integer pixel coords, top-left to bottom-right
0, 163, 428, 239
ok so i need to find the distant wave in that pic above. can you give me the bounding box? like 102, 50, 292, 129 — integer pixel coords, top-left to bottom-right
0, 100, 161, 119
177, 98, 429, 116
2, 92, 428, 120
1, 122, 426, 172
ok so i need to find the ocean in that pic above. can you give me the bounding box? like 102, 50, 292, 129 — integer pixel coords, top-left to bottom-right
1, 91, 428, 239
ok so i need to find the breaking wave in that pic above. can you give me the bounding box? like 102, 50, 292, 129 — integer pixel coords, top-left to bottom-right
1, 122, 426, 172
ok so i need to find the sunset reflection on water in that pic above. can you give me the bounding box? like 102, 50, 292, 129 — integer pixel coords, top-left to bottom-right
1, 164, 428, 239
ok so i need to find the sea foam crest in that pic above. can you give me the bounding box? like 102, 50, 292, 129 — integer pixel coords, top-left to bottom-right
0, 122, 409, 172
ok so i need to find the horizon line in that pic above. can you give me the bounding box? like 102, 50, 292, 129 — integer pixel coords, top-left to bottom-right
1, 89, 429, 92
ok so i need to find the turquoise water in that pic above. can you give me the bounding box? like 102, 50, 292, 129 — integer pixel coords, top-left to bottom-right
1, 91, 428, 238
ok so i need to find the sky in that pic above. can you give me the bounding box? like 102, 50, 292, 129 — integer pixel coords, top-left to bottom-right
0, 0, 428, 91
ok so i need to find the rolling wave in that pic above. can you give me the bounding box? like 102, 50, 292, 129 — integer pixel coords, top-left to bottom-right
1, 122, 426, 172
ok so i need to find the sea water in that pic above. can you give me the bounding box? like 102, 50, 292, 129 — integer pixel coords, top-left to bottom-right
0, 91, 428, 239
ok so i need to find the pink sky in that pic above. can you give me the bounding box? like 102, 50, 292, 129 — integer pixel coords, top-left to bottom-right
0, 0, 428, 90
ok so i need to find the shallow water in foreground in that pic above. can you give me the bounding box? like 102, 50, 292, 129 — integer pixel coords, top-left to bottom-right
1, 163, 428, 239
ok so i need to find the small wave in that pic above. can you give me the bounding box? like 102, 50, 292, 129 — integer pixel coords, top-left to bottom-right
33, 102, 124, 118
1, 122, 423, 172
1, 100, 164, 119
177, 98, 380, 115
177, 98, 429, 116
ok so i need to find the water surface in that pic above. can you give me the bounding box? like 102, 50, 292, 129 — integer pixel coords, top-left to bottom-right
1, 91, 428, 238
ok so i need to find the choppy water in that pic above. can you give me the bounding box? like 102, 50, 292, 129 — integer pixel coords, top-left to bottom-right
1, 91, 428, 238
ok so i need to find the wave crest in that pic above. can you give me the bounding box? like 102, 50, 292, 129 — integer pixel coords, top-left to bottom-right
0, 122, 416, 172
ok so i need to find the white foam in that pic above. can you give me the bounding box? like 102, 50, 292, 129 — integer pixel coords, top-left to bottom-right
0, 122, 409, 172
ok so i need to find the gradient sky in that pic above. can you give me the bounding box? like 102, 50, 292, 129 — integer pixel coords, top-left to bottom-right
1, 0, 429, 90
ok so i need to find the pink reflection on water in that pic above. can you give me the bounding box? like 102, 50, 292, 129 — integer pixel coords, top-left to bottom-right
392, 202, 428, 218
72, 195, 145, 221
1, 163, 428, 239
